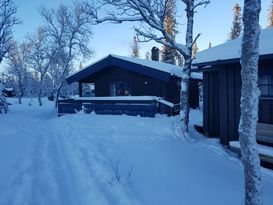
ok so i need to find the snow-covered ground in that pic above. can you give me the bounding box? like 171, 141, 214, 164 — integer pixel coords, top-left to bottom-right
1, 98, 273, 205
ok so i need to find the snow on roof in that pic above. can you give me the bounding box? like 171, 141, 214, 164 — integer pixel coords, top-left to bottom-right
193, 28, 273, 66
68, 54, 184, 79
4, 88, 13, 91
191, 72, 203, 80
68, 54, 203, 83
110, 54, 183, 77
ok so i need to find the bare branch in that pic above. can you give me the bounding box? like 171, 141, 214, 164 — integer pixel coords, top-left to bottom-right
193, 0, 210, 10
0, 0, 20, 64
110, 159, 121, 182
192, 33, 201, 47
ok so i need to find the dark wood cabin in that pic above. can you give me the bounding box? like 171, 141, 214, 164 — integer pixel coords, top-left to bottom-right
62, 54, 201, 116
193, 28, 273, 145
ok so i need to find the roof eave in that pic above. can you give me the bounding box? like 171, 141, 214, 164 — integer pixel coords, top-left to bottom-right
66, 55, 174, 84
193, 53, 273, 72
66, 55, 112, 84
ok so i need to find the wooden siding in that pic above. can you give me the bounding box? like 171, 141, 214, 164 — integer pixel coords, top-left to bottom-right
259, 99, 273, 124
203, 59, 273, 145
203, 71, 219, 137
79, 66, 180, 103
204, 63, 242, 145
218, 63, 241, 145
259, 59, 273, 124
189, 79, 200, 109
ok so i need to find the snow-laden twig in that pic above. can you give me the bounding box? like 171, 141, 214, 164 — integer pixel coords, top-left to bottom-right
106, 159, 133, 187
110, 159, 122, 182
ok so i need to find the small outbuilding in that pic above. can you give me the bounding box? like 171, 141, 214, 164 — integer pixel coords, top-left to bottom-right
3, 88, 15, 97
193, 28, 273, 145
59, 54, 202, 116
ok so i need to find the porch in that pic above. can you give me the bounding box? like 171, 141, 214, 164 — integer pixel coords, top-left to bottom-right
57, 96, 180, 117
230, 123, 273, 168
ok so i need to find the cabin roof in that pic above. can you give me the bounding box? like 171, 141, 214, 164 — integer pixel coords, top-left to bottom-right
67, 54, 186, 84
193, 28, 273, 67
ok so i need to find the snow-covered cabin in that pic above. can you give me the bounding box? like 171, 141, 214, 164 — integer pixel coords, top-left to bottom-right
3, 87, 15, 97
61, 53, 202, 116
193, 28, 273, 145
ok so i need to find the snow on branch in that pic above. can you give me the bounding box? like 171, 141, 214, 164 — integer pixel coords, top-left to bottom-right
0, 0, 20, 63
86, 0, 190, 56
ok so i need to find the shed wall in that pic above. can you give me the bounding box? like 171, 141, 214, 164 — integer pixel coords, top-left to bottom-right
203, 59, 273, 145
203, 71, 220, 137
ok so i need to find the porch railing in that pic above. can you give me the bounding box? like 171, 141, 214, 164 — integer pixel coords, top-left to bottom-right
57, 98, 162, 117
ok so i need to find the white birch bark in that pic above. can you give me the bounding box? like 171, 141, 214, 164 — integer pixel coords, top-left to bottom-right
239, 0, 263, 204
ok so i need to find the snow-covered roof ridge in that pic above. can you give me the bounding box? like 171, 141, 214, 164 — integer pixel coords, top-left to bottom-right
109, 54, 183, 77
67, 54, 111, 79
193, 27, 273, 66
67, 54, 203, 83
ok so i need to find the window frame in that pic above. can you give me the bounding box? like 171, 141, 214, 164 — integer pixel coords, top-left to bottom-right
258, 73, 273, 98
110, 81, 132, 96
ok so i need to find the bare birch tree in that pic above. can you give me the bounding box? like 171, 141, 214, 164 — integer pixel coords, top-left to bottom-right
26, 27, 52, 106
40, 2, 93, 108
239, 0, 263, 204
0, 0, 20, 64
85, 0, 209, 136
6, 41, 28, 104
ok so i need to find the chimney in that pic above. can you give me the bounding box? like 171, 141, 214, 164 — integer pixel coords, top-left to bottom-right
151, 47, 159, 61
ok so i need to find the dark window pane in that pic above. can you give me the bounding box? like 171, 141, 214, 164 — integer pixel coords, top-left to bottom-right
260, 85, 269, 96
269, 85, 273, 97
258, 74, 273, 98
110, 82, 116, 96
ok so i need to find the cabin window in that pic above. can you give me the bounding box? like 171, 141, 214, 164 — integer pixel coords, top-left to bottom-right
82, 83, 95, 97
110, 81, 132, 96
259, 74, 273, 98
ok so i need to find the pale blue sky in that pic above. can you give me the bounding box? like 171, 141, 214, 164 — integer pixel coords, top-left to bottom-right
12, 0, 273, 65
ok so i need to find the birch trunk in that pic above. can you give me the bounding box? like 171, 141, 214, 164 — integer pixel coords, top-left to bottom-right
239, 0, 263, 204
37, 79, 44, 106
180, 0, 194, 135
54, 80, 64, 109
18, 76, 22, 104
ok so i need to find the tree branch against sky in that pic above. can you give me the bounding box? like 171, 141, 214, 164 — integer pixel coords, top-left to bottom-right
85, 0, 210, 137
40, 1, 94, 108
0, 0, 20, 64
25, 27, 52, 106
6, 40, 28, 104
161, 0, 177, 65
